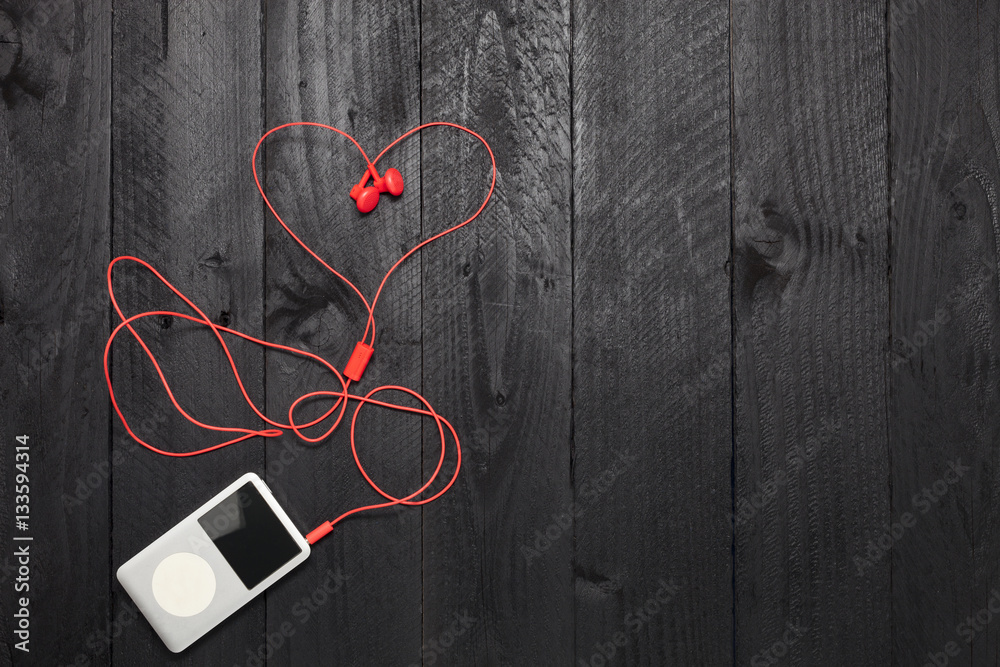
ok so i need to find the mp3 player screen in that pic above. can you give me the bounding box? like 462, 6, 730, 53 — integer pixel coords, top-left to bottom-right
198, 482, 303, 589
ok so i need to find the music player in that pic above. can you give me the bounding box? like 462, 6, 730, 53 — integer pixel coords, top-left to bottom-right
105, 121, 494, 654
116, 473, 311, 652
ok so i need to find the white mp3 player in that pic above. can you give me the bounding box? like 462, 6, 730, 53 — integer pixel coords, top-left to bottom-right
116, 473, 311, 652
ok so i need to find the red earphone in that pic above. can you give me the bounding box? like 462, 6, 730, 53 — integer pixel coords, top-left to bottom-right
104, 121, 496, 546
349, 164, 404, 213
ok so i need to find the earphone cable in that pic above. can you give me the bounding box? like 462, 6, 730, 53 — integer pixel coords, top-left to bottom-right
104, 122, 496, 544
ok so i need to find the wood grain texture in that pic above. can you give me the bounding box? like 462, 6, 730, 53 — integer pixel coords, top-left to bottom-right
731, 0, 889, 664
0, 1, 110, 664
421, 1, 573, 665
890, 1, 1000, 665
262, 1, 424, 665
111, 1, 264, 663
573, 1, 732, 665
10, 1, 1000, 664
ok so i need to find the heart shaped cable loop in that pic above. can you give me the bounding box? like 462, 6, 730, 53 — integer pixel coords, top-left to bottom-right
105, 122, 496, 537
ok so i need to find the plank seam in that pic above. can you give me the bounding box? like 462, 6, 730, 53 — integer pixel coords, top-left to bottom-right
259, 0, 268, 660
418, 1, 426, 662
728, 0, 738, 664
569, 0, 579, 665
107, 1, 117, 663
884, 0, 894, 663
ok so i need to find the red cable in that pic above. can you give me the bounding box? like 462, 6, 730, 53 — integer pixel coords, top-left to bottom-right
104, 122, 496, 544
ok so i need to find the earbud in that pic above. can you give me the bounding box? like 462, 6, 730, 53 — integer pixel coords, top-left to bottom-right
349, 165, 404, 213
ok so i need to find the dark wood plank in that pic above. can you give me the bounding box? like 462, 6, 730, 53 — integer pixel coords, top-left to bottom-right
732, 0, 889, 663
890, 1, 1000, 665
110, 2, 264, 663
263, 1, 424, 664
573, 1, 732, 665
0, 1, 110, 664
420, 2, 573, 665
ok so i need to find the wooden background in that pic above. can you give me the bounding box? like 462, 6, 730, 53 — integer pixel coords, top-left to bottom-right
0, 0, 998, 665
